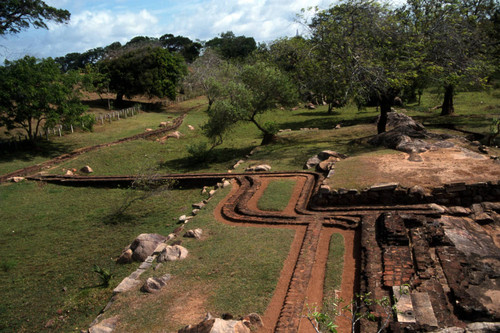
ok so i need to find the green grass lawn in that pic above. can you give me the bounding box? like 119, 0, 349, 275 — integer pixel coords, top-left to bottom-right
257, 179, 297, 211
0, 181, 204, 332
321, 233, 345, 331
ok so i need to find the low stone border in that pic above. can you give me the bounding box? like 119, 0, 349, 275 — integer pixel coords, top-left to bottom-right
312, 180, 500, 207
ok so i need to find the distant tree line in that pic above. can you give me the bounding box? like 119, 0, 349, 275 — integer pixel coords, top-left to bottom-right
0, 0, 499, 145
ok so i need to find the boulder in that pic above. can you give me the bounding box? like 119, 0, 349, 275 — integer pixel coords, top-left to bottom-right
245, 164, 271, 172
317, 156, 340, 172
121, 233, 167, 263
80, 165, 93, 173
166, 131, 182, 139
113, 277, 142, 293
89, 316, 119, 333
188, 125, 195, 130
184, 229, 203, 239
65, 170, 74, 176
157, 245, 188, 262
141, 274, 172, 293
145, 128, 153, 132
9, 176, 25, 183
193, 201, 206, 209
179, 313, 262, 333
304, 156, 321, 169
117, 249, 133, 264
317, 150, 347, 160
159, 121, 170, 127
409, 185, 426, 198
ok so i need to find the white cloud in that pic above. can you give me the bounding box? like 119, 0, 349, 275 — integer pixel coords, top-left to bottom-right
0, 0, 346, 61
1, 9, 161, 60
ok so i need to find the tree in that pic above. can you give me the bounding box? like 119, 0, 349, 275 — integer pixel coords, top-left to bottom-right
265, 37, 327, 108
183, 49, 237, 109
100, 46, 187, 104
307, 0, 423, 133
81, 63, 112, 109
203, 61, 298, 146
160, 34, 202, 62
405, 0, 498, 115
0, 56, 87, 142
0, 0, 70, 35
205, 31, 257, 59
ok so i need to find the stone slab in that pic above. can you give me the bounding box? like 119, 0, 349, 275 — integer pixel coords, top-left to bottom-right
412, 292, 438, 327
393, 286, 416, 323
113, 277, 141, 294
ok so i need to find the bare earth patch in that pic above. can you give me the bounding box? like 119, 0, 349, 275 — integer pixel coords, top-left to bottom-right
332, 146, 500, 190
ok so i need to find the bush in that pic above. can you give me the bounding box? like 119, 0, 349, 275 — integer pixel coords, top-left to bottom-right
187, 142, 213, 163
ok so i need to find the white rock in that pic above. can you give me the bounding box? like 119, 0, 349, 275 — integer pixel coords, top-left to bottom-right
184, 228, 203, 239
80, 165, 93, 173
157, 245, 188, 262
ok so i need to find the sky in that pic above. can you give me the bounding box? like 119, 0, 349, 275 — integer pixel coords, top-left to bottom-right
0, 0, 341, 61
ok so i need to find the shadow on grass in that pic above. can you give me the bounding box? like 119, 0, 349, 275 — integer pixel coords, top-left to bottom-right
159, 146, 254, 172
0, 140, 77, 165
102, 212, 137, 225
279, 115, 377, 131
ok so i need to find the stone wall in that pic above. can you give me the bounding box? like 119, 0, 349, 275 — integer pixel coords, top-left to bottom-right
312, 181, 500, 207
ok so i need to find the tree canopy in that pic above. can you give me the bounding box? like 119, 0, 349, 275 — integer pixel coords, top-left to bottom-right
305, 0, 426, 133
0, 56, 86, 141
100, 46, 187, 103
205, 31, 257, 59
203, 61, 298, 146
0, 0, 70, 35
160, 34, 202, 62
404, 0, 498, 115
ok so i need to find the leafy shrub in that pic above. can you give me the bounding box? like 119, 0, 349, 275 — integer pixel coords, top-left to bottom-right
187, 142, 213, 163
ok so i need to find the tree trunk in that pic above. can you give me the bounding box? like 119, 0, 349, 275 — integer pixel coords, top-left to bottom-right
328, 103, 333, 114
377, 100, 391, 134
441, 84, 455, 115
115, 93, 124, 107
261, 133, 277, 145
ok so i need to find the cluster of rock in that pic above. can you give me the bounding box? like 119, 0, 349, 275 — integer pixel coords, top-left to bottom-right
368, 112, 453, 161
89, 177, 236, 332
179, 312, 263, 333
228, 147, 259, 172
62, 165, 93, 176
157, 130, 183, 142
304, 150, 347, 178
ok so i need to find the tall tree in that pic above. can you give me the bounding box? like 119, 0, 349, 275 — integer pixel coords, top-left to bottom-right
100, 46, 187, 104
308, 0, 422, 133
265, 37, 326, 108
405, 0, 498, 115
203, 61, 298, 145
160, 34, 202, 62
0, 0, 70, 35
205, 31, 257, 59
0, 56, 86, 142
183, 49, 237, 109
